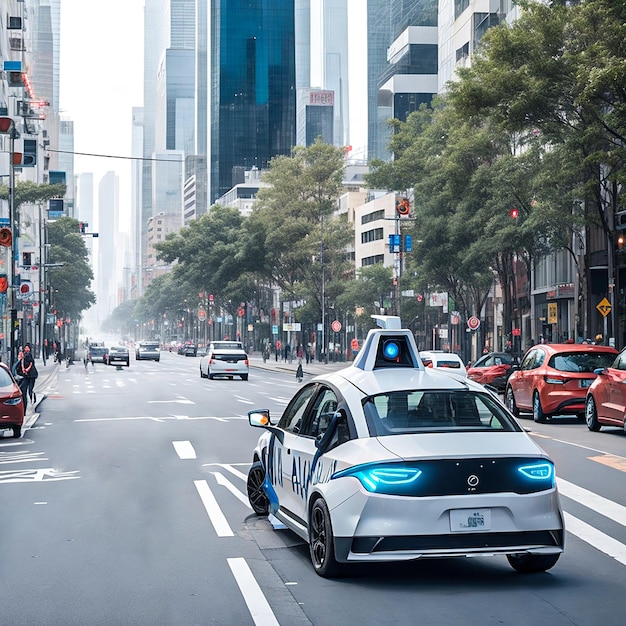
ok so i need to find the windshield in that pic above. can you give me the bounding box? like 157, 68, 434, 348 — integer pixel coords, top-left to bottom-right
549, 351, 616, 373
363, 390, 521, 435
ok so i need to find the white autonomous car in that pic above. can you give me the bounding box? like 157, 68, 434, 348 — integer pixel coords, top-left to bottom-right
246, 316, 564, 577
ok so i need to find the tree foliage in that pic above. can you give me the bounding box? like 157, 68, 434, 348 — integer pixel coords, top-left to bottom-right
47, 217, 95, 320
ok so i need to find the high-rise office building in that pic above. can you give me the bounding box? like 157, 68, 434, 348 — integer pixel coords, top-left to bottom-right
296, 88, 334, 147
367, 0, 438, 161
204, 0, 296, 203
316, 0, 349, 147
141, 0, 196, 279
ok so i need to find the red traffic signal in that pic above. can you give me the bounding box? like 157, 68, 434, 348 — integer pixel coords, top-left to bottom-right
510, 207, 520, 219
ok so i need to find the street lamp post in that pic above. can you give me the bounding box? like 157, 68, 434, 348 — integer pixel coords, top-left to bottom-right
0, 117, 19, 366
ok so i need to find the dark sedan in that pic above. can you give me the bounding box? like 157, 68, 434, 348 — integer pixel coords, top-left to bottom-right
108, 346, 130, 367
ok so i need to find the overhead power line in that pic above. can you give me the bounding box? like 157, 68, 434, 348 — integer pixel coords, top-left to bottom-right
46, 148, 183, 163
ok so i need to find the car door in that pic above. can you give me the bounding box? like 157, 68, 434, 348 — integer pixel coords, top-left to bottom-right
511, 348, 543, 410
601, 350, 626, 423
279, 386, 340, 523
272, 384, 319, 521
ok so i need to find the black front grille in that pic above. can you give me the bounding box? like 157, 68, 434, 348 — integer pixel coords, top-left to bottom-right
361, 458, 554, 496
352, 530, 562, 554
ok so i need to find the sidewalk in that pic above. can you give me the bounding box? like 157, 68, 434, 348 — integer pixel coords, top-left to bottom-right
248, 353, 350, 378
23, 357, 61, 430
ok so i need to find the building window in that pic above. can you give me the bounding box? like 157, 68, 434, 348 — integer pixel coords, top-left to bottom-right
361, 228, 384, 244
362, 209, 385, 225
361, 255, 385, 267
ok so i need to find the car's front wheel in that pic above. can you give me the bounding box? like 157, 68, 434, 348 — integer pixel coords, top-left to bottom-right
533, 391, 548, 423
507, 553, 560, 573
585, 395, 601, 431
246, 461, 269, 515
309, 498, 343, 578
505, 386, 519, 418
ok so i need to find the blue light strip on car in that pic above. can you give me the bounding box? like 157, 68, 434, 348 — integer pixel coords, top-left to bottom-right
517, 462, 554, 482
332, 462, 422, 493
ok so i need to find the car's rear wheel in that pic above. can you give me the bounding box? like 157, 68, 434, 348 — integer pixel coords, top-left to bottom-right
507, 552, 560, 573
12, 425, 21, 438
208, 370, 213, 380
585, 395, 601, 431
241, 374, 248, 381
309, 498, 343, 578
505, 386, 519, 418
533, 392, 548, 423
246, 461, 269, 515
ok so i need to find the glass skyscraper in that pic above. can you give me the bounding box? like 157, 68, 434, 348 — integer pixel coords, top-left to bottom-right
367, 0, 438, 161
209, 0, 296, 203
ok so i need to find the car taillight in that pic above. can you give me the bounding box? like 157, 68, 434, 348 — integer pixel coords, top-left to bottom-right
245, 358, 249, 365
209, 358, 215, 364
544, 376, 565, 384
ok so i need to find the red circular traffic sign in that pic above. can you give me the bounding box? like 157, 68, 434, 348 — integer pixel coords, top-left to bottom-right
467, 316, 480, 330
331, 320, 342, 333
197, 308, 207, 321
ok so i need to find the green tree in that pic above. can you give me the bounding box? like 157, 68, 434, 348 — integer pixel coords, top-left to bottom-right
248, 139, 351, 320
47, 217, 95, 320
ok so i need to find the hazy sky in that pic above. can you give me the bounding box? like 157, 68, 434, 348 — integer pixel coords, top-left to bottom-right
59, 0, 367, 228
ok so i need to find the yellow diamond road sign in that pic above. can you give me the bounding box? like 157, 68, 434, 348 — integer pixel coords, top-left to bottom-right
596, 297, 612, 317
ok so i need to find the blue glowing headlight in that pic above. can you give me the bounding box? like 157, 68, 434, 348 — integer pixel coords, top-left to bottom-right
3, 397, 22, 406
517, 462, 554, 481
382, 340, 400, 360
333, 462, 423, 494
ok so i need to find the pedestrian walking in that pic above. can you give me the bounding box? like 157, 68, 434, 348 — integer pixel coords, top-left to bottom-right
12, 350, 28, 411
275, 339, 281, 362
22, 344, 38, 404
296, 359, 303, 383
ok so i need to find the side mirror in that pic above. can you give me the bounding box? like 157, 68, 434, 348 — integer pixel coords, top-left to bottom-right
593, 367, 607, 375
248, 409, 284, 444
248, 409, 272, 427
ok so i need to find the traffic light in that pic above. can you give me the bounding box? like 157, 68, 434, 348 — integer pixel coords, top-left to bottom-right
78, 221, 87, 234
21, 139, 36, 167
510, 207, 520, 219
396, 197, 411, 216
618, 234, 624, 250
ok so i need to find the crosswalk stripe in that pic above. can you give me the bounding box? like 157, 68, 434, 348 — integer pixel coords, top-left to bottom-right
557, 477, 626, 527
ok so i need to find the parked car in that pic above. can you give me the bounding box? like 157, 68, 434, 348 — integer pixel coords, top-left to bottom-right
135, 341, 161, 361
246, 316, 564, 577
0, 362, 25, 438
200, 343, 249, 380
585, 347, 626, 432
88, 346, 109, 364
108, 345, 130, 367
505, 343, 618, 423
419, 350, 467, 377
467, 352, 518, 392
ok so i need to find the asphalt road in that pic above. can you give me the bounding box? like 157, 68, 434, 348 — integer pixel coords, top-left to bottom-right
2, 351, 626, 625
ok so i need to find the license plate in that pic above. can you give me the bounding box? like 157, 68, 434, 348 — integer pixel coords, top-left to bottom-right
580, 379, 593, 388
450, 508, 491, 532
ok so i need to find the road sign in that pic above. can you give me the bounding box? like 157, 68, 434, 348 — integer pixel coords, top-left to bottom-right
548, 302, 558, 324
197, 308, 207, 321
331, 320, 342, 333
467, 316, 480, 331
596, 297, 612, 317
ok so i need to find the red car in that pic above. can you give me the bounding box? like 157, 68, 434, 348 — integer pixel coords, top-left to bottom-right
0, 362, 25, 438
467, 352, 518, 392
585, 347, 626, 432
505, 343, 618, 423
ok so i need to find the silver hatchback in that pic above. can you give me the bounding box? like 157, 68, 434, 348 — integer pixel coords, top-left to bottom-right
199, 345, 249, 380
